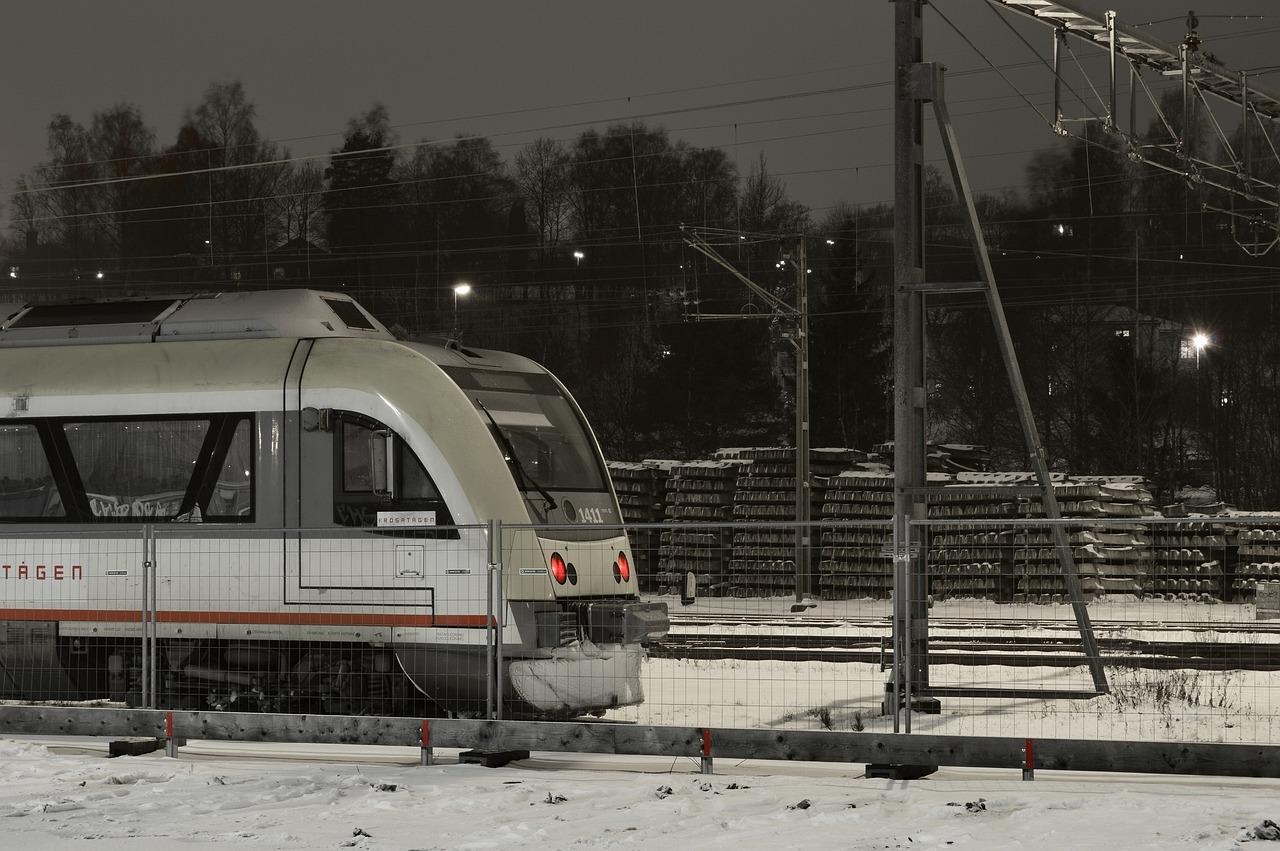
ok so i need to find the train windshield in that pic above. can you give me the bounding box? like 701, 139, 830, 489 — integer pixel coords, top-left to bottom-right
441, 367, 608, 493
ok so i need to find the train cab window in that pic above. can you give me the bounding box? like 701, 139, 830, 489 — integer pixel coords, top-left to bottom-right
342, 420, 375, 493
0, 424, 65, 519
334, 414, 450, 527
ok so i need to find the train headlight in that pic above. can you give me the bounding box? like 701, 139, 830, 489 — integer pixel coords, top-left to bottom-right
617, 551, 631, 582
550, 552, 568, 584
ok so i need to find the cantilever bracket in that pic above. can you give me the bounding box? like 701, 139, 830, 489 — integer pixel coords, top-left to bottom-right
907, 62, 943, 101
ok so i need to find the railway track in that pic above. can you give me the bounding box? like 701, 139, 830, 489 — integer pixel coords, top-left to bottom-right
668, 611, 1280, 634
656, 612, 1280, 671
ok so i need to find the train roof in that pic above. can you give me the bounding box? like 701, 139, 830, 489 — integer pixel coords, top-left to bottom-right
0, 289, 393, 348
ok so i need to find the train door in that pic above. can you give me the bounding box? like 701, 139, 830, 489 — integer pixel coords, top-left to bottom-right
289, 392, 449, 611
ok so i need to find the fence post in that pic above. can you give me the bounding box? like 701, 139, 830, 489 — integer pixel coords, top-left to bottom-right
494, 520, 505, 720
890, 520, 902, 733
149, 526, 159, 709
903, 517, 914, 735
164, 711, 177, 758
420, 719, 434, 767
140, 525, 152, 710
486, 519, 497, 720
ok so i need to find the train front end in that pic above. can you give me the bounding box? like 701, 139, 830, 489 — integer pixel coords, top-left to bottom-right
446, 363, 667, 715
397, 355, 668, 718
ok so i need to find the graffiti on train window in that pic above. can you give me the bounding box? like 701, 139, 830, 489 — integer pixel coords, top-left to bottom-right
54, 414, 255, 522
64, 419, 209, 519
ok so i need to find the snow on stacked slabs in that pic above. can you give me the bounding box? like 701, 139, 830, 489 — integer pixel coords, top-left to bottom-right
931, 443, 993, 474
870, 442, 993, 475
655, 458, 746, 596
605, 460, 673, 593
725, 447, 856, 597
1064, 477, 1156, 598
951, 473, 1156, 603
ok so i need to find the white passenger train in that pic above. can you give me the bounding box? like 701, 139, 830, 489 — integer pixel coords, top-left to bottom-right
0, 290, 667, 717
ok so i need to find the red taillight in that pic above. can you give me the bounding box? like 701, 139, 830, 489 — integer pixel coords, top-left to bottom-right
617, 551, 631, 582
550, 552, 567, 584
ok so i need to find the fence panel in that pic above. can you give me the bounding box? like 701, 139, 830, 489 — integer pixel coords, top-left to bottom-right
903, 515, 1280, 745
0, 527, 148, 705
151, 525, 490, 718
503, 519, 895, 732
3, 513, 1277, 759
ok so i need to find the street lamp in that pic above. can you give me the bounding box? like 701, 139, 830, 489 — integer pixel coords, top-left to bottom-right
452, 282, 472, 336
1189, 332, 1212, 437
1192, 332, 1210, 368
573, 250, 585, 265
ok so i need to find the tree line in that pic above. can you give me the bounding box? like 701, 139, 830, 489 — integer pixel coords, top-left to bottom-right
6, 81, 1280, 507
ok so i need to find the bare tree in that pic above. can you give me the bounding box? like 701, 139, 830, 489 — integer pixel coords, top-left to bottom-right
275, 161, 325, 246
739, 153, 808, 235
514, 137, 570, 260
186, 81, 289, 257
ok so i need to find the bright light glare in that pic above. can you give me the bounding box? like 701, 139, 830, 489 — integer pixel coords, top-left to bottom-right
573, 250, 585, 260
453, 282, 472, 296
1192, 332, 1210, 351
95, 270, 104, 279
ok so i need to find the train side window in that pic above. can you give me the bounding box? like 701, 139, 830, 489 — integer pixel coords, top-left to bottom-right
334, 414, 450, 527
203, 417, 254, 520
64, 419, 209, 520
0, 423, 65, 519
56, 414, 254, 523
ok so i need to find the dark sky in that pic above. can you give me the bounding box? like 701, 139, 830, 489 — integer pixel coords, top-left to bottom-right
2, 0, 1276, 230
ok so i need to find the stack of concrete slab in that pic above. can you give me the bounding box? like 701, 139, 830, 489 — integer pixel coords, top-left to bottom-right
947, 473, 1156, 601
654, 460, 745, 595
1231, 526, 1280, 602
816, 470, 898, 599
724, 447, 855, 596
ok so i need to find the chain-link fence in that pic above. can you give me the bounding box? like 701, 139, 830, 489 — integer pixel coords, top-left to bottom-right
894, 515, 1280, 745
2, 517, 1279, 752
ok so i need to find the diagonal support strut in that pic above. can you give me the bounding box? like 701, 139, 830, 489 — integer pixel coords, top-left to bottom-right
925, 61, 1109, 694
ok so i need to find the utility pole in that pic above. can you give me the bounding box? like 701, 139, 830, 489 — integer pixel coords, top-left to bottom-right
890, 0, 1108, 731
682, 227, 812, 601
893, 0, 930, 715
794, 238, 812, 602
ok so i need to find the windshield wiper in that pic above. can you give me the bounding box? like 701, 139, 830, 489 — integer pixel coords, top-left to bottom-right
475, 398, 559, 511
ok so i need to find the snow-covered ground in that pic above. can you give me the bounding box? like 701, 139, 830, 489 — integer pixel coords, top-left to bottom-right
612, 657, 1280, 744
6, 593, 1277, 847
639, 593, 1280, 743
1, 737, 1278, 850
